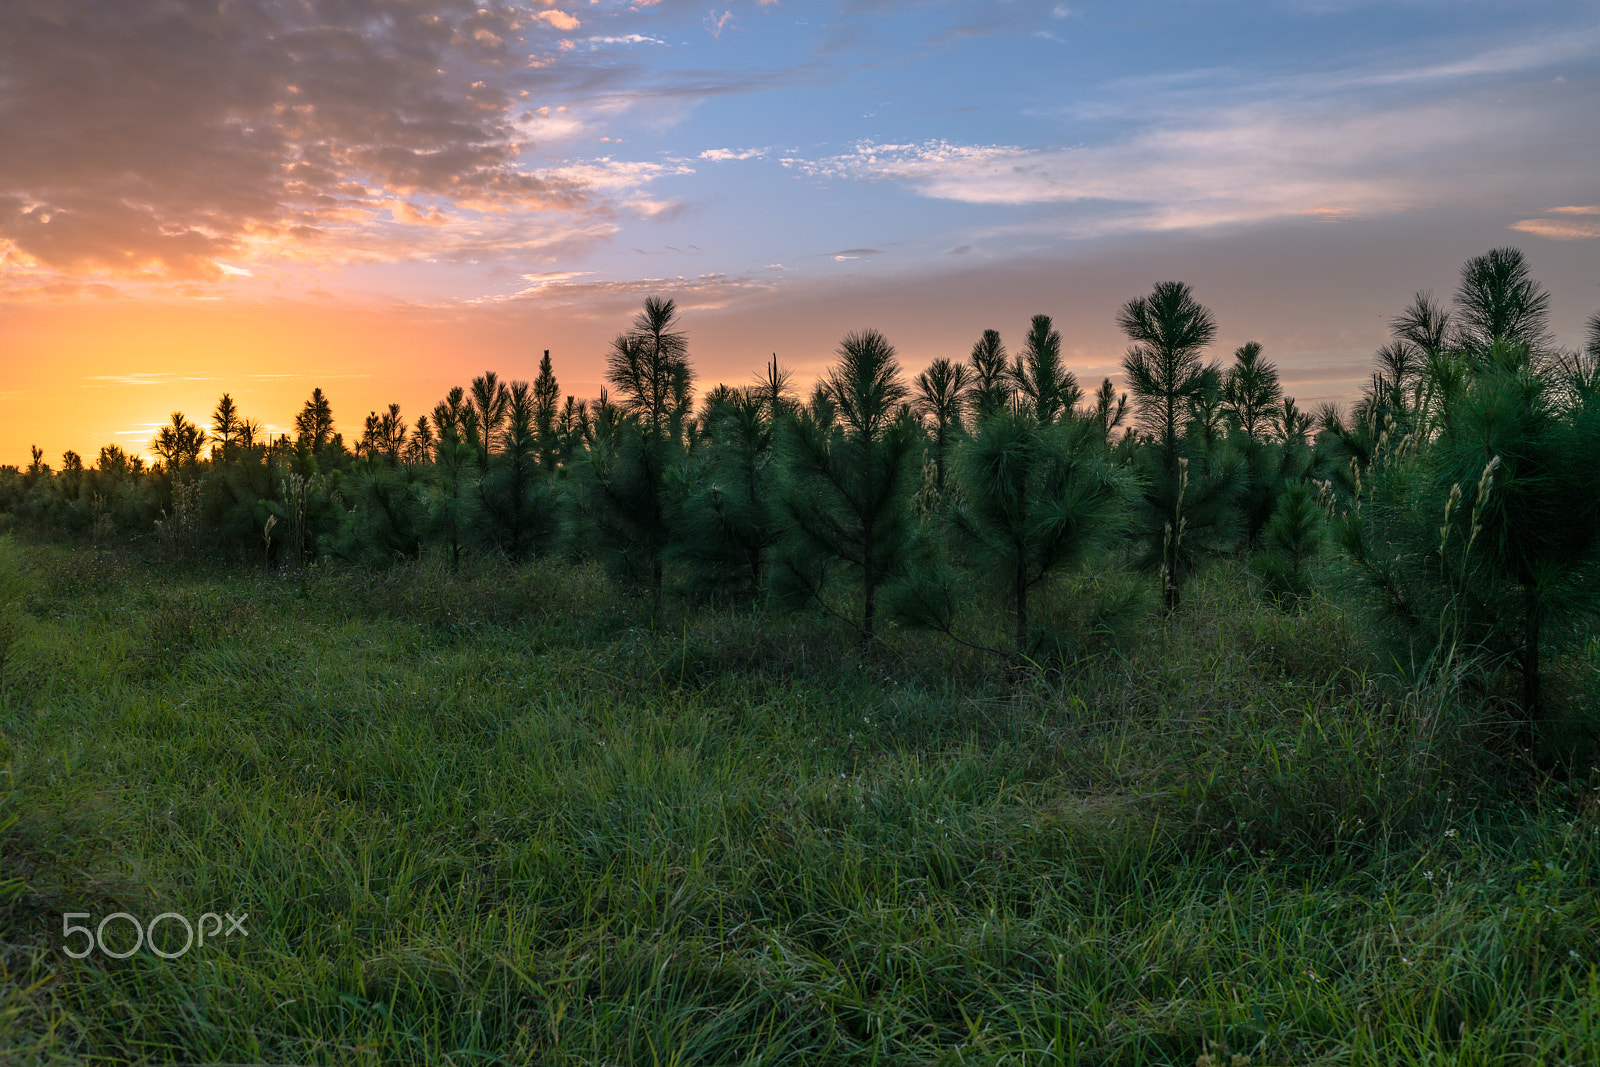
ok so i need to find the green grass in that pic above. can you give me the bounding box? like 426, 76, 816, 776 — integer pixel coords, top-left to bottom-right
1, 539, 1598, 1065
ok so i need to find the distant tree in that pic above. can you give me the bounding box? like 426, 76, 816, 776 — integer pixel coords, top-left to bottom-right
1010, 314, 1079, 425
330, 464, 425, 565
774, 329, 919, 643
1221, 342, 1282, 440
403, 415, 434, 466
671, 386, 781, 593
294, 388, 335, 452
470, 372, 509, 461
211, 393, 243, 455
422, 399, 478, 568
607, 297, 694, 439
965, 328, 1012, 421
238, 419, 263, 450
358, 403, 408, 461
478, 381, 555, 559
751, 355, 796, 419
96, 445, 132, 476
152, 412, 207, 470
1087, 377, 1129, 442
912, 357, 971, 493
533, 350, 561, 469
556, 395, 590, 465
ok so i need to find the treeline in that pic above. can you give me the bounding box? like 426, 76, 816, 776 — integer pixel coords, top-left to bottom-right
4, 249, 1598, 725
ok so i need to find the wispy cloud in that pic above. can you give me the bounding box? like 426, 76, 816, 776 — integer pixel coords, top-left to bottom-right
782, 30, 1598, 239
1511, 205, 1600, 241
699, 147, 769, 161
486, 270, 779, 311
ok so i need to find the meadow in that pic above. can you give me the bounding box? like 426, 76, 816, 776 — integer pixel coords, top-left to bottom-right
1, 534, 1597, 1066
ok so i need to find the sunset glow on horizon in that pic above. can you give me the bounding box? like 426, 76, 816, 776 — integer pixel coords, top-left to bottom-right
3, 0, 1597, 468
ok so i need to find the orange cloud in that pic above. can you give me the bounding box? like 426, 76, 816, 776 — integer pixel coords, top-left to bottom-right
0, 1, 604, 298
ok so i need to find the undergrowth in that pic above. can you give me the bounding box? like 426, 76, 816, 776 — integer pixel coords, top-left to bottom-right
1, 537, 1597, 1065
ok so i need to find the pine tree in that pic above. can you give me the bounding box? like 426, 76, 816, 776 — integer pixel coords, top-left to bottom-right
533, 350, 561, 470
478, 381, 556, 560
774, 329, 919, 643
1010, 314, 1079, 424
966, 328, 1012, 420
1336, 252, 1600, 729
470, 372, 509, 462
403, 416, 434, 466
1251, 479, 1325, 606
294, 388, 335, 452
912, 358, 971, 493
895, 410, 1133, 660
422, 399, 478, 569
1088, 377, 1129, 442
1119, 281, 1220, 467
1117, 281, 1232, 610
211, 393, 243, 455
1221, 342, 1282, 439
670, 386, 781, 593
152, 412, 207, 470
1453, 247, 1551, 355
577, 297, 695, 598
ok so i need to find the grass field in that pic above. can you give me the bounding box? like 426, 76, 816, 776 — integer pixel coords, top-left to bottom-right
1, 537, 1598, 1065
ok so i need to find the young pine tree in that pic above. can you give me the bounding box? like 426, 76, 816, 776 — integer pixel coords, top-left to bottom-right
1221, 342, 1282, 440
294, 389, 335, 453
470, 372, 510, 463
670, 386, 781, 594
912, 358, 971, 494
895, 410, 1133, 661
774, 329, 920, 643
1250, 479, 1325, 606
1010, 314, 1080, 425
1118, 281, 1237, 610
477, 380, 556, 560
1339, 331, 1600, 727
422, 398, 479, 569
574, 298, 695, 597
533, 350, 561, 470
965, 328, 1012, 421
211, 393, 243, 456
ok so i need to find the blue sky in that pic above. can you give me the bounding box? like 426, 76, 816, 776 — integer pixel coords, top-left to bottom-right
1, 0, 1597, 460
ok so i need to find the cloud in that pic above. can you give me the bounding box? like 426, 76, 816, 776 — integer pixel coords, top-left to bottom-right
0, 0, 625, 295
487, 270, 779, 311
699, 148, 768, 161
782, 30, 1599, 240
530, 10, 581, 31
536, 157, 695, 193
1511, 206, 1600, 241
582, 34, 669, 47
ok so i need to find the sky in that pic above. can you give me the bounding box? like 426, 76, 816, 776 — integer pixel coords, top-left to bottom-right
1, 0, 1597, 465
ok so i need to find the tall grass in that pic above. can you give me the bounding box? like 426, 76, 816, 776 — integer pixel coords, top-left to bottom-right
1, 538, 1597, 1064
